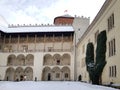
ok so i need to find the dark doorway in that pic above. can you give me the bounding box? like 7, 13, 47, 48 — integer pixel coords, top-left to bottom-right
6, 76, 8, 81
20, 75, 24, 81
78, 75, 82, 81
48, 73, 51, 81
57, 60, 60, 65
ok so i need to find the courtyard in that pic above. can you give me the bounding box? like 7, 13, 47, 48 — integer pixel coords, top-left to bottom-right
0, 81, 118, 90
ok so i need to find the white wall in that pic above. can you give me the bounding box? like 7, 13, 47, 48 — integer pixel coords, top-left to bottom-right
76, 0, 120, 84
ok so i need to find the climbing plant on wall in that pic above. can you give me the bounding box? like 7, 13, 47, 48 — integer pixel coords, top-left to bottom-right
85, 30, 107, 85
94, 30, 107, 84
85, 42, 95, 83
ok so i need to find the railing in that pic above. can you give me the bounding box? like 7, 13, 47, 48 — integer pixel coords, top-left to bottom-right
1, 49, 71, 53
0, 65, 34, 67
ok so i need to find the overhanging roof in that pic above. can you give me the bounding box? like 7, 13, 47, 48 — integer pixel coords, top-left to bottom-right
0, 25, 74, 33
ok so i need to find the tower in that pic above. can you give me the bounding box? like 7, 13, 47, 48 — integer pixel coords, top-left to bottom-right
54, 14, 74, 25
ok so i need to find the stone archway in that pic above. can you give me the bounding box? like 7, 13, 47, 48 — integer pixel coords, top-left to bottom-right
51, 67, 61, 81
16, 54, 25, 66
42, 67, 51, 81
43, 54, 53, 65
15, 67, 24, 81
26, 54, 34, 66
7, 54, 16, 66
53, 54, 62, 65
61, 67, 70, 81
24, 67, 33, 81
5, 67, 15, 81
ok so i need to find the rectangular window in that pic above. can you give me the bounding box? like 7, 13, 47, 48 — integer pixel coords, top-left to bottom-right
109, 67, 111, 77
56, 73, 60, 78
109, 42, 111, 57
48, 47, 53, 52
65, 73, 68, 78
108, 38, 116, 57
95, 30, 99, 43
112, 66, 114, 77
112, 14, 114, 27
114, 65, 117, 77
111, 40, 113, 56
109, 65, 117, 78
22, 45, 28, 52
113, 39, 116, 55
108, 13, 114, 31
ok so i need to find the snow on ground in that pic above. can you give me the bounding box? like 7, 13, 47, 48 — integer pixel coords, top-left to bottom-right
0, 81, 118, 90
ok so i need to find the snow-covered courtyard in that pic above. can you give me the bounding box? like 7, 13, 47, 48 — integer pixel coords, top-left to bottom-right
0, 81, 118, 90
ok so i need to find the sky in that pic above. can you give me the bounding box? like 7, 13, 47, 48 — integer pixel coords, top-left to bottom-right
0, 0, 105, 25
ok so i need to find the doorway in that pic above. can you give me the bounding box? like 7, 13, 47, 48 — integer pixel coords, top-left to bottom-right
48, 73, 51, 81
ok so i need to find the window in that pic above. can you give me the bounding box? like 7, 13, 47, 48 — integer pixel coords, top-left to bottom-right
56, 73, 60, 78
108, 38, 116, 57
109, 67, 111, 77
108, 13, 114, 31
48, 47, 53, 52
114, 65, 117, 77
109, 66, 117, 77
56, 60, 60, 65
22, 45, 28, 52
95, 30, 99, 43
9, 45, 12, 52
65, 73, 68, 78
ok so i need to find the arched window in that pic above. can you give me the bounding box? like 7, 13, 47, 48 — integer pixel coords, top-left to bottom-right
42, 67, 51, 81
43, 54, 53, 65
51, 67, 61, 81
16, 54, 25, 66
61, 67, 70, 81
26, 54, 34, 66
5, 67, 15, 81
15, 67, 24, 81
24, 67, 33, 80
62, 54, 71, 65
53, 54, 61, 65
7, 54, 16, 66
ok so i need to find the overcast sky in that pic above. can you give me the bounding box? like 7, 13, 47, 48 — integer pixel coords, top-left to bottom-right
0, 0, 105, 24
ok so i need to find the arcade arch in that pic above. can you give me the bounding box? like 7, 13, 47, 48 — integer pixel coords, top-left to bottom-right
26, 54, 34, 65
15, 67, 24, 81
42, 66, 71, 81
53, 54, 61, 65
24, 67, 33, 80
43, 54, 53, 65
5, 67, 15, 81
61, 67, 70, 80
51, 67, 61, 81
5, 67, 33, 81
42, 67, 51, 81
7, 54, 16, 66
16, 54, 25, 66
